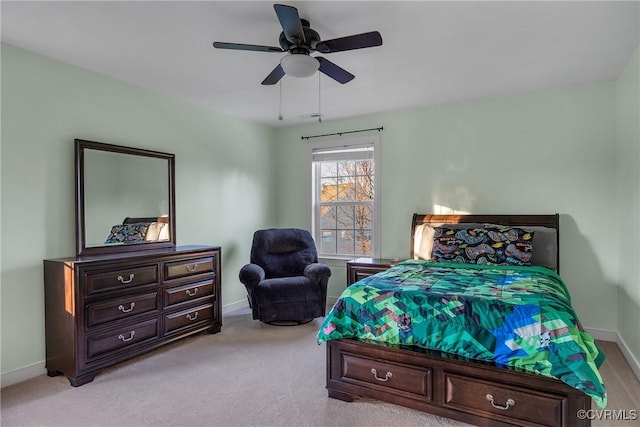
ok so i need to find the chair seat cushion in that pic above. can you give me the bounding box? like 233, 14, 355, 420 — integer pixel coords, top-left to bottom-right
253, 276, 323, 322
255, 276, 315, 302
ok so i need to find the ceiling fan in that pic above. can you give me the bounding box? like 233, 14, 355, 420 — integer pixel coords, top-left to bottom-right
213, 4, 383, 85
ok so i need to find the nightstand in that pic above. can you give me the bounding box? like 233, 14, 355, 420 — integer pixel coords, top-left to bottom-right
346, 257, 399, 285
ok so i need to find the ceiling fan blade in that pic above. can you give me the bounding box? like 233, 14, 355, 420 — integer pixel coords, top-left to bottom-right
274, 4, 305, 44
261, 64, 286, 85
317, 57, 354, 84
315, 31, 383, 53
213, 42, 283, 53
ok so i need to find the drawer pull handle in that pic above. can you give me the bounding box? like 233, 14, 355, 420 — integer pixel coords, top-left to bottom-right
185, 288, 198, 297
186, 312, 198, 321
185, 264, 198, 272
118, 302, 136, 313
117, 274, 135, 284
118, 331, 136, 342
371, 368, 392, 382
486, 394, 515, 411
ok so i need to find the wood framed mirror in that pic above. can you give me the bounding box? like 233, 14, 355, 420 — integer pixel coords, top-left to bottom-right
75, 139, 176, 256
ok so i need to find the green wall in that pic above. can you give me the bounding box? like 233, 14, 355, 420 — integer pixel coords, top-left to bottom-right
274, 83, 620, 333
274, 56, 640, 368
616, 47, 640, 365
1, 41, 638, 382
1, 44, 277, 376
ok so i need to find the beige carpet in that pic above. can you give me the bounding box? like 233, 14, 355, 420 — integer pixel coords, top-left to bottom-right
1, 307, 638, 427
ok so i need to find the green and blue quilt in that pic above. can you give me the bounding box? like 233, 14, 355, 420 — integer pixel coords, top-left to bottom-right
317, 259, 607, 407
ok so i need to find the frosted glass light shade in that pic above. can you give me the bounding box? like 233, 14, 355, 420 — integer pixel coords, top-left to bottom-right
280, 54, 319, 78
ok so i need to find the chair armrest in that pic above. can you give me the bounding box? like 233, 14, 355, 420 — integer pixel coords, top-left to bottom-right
304, 263, 332, 283
239, 263, 265, 288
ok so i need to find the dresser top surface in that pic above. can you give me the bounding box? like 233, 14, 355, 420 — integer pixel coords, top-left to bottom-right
45, 245, 220, 264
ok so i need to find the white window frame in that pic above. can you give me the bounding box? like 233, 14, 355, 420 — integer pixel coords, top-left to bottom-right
308, 134, 381, 260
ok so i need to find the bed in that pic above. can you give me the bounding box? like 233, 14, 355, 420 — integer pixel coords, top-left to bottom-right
104, 216, 170, 244
318, 214, 605, 427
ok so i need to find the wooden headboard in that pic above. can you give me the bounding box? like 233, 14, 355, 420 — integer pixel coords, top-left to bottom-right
411, 213, 560, 272
122, 216, 161, 225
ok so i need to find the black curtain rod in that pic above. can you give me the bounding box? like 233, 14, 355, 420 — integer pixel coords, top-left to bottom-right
301, 126, 383, 141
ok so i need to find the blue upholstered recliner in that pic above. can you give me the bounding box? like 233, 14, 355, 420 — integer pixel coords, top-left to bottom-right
239, 228, 331, 325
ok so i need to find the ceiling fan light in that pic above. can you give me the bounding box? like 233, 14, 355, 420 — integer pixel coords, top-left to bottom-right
280, 54, 319, 78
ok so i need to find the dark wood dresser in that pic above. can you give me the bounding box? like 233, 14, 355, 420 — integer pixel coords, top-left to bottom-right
44, 245, 221, 386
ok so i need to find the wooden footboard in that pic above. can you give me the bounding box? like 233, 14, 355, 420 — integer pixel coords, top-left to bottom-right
326, 339, 591, 427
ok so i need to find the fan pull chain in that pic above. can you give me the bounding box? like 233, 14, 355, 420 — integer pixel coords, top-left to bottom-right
318, 72, 322, 123
278, 80, 283, 121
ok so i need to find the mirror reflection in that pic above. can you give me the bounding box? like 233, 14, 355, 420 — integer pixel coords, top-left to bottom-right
76, 139, 176, 256
84, 150, 170, 246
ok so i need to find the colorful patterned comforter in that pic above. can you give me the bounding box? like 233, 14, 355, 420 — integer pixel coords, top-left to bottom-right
317, 260, 607, 407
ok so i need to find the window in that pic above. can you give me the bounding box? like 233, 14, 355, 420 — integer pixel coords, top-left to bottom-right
310, 136, 379, 258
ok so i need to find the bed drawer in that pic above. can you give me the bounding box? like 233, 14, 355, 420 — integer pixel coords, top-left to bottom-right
444, 373, 566, 427
164, 256, 215, 280
86, 292, 158, 327
339, 352, 432, 400
83, 264, 158, 295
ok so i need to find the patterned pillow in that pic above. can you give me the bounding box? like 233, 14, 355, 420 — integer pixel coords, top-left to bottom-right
104, 223, 149, 244
432, 225, 534, 266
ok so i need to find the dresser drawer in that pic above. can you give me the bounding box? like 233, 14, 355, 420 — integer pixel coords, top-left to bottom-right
164, 303, 214, 334
346, 259, 397, 285
339, 352, 432, 400
164, 256, 215, 280
444, 373, 566, 427
84, 264, 158, 295
86, 292, 159, 327
86, 319, 159, 360
164, 279, 214, 308
350, 267, 385, 284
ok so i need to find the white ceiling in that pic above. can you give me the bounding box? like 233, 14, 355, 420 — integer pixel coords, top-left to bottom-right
2, 1, 639, 127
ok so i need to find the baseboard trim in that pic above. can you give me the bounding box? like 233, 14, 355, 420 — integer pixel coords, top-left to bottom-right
616, 332, 640, 381
222, 299, 249, 315
582, 327, 640, 382
1, 361, 46, 389
4, 321, 638, 388
2, 299, 251, 389
584, 327, 618, 342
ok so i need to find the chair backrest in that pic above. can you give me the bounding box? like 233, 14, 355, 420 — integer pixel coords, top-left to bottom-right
250, 228, 318, 278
